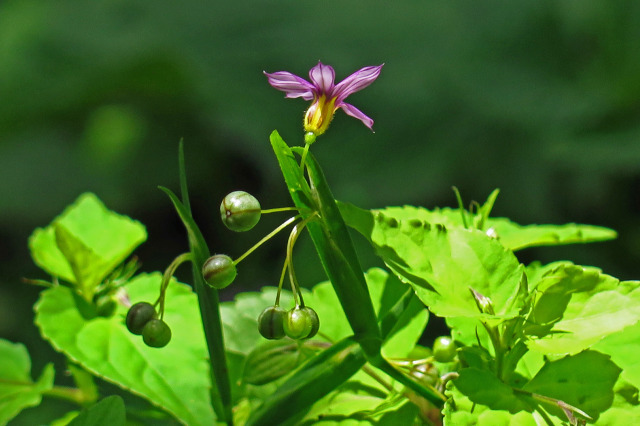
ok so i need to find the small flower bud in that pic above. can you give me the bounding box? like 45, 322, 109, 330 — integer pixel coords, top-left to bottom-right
202, 254, 237, 289
220, 191, 261, 232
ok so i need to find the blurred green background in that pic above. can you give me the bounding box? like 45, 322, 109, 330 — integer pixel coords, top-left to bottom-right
2, 0, 640, 422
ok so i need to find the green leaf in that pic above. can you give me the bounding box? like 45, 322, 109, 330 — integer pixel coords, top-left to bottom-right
339, 201, 617, 252
304, 267, 428, 358
220, 286, 295, 356
246, 336, 366, 426
28, 193, 146, 297
486, 218, 617, 251
300, 391, 420, 425
339, 202, 526, 319
444, 380, 541, 426
594, 321, 640, 390
525, 262, 640, 355
242, 339, 308, 386
453, 368, 532, 413
34, 273, 216, 426
68, 395, 125, 426
0, 339, 54, 425
523, 350, 621, 420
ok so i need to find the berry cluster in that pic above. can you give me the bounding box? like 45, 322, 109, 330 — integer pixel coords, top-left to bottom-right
205, 191, 321, 342
126, 302, 172, 348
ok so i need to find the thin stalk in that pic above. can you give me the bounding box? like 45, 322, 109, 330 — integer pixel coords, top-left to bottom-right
260, 207, 299, 214
233, 216, 298, 266
155, 252, 192, 319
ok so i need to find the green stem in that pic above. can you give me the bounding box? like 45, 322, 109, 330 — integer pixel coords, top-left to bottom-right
155, 252, 193, 319
233, 216, 298, 265
260, 207, 299, 214
42, 385, 91, 405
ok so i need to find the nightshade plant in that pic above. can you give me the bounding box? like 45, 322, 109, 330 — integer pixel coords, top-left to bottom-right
5, 61, 640, 425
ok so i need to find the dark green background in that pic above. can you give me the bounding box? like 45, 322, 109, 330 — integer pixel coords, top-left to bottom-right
2, 0, 639, 423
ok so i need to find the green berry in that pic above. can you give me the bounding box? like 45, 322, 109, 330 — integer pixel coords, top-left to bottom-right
126, 302, 157, 335
283, 306, 320, 340
142, 319, 172, 348
432, 336, 456, 363
220, 191, 261, 232
258, 306, 287, 340
202, 255, 237, 289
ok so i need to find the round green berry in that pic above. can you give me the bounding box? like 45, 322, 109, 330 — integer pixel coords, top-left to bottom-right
142, 319, 172, 348
283, 306, 320, 340
95, 296, 117, 317
202, 255, 237, 289
126, 302, 157, 335
220, 191, 261, 232
257, 306, 287, 340
432, 336, 457, 363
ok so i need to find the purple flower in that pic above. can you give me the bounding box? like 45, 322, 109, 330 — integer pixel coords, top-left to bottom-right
264, 61, 383, 137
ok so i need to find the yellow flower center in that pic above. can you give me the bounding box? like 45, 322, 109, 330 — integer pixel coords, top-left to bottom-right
303, 95, 337, 136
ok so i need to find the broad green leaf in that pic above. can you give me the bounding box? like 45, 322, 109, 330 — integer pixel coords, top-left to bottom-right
68, 395, 125, 426
29, 193, 146, 297
444, 380, 542, 426
339, 202, 526, 319
594, 321, 640, 390
525, 262, 640, 355
523, 350, 620, 421
242, 339, 310, 386
597, 377, 640, 425
339, 202, 616, 252
304, 268, 428, 358
220, 286, 296, 356
246, 336, 366, 426
0, 339, 54, 424
486, 218, 617, 251
300, 391, 420, 425
34, 273, 216, 426
453, 368, 532, 413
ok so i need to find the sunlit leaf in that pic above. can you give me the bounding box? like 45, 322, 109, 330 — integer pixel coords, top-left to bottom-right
28, 193, 146, 297
0, 339, 54, 425
339, 202, 616, 252
453, 368, 531, 413
34, 273, 216, 426
339, 202, 526, 319
525, 262, 640, 355
523, 350, 620, 421
594, 321, 640, 390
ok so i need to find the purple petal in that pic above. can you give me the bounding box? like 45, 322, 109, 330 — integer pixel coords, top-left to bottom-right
309, 62, 335, 94
333, 64, 384, 104
264, 71, 315, 100
339, 102, 374, 131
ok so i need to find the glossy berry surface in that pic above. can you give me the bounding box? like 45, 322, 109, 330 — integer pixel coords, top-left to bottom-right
257, 306, 287, 340
126, 302, 157, 335
220, 191, 262, 232
432, 336, 456, 363
142, 319, 172, 348
283, 306, 320, 340
202, 255, 237, 289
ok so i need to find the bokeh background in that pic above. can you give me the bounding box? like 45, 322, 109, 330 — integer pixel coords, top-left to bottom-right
2, 0, 640, 422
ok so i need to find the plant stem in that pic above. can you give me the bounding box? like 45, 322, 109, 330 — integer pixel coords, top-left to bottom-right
233, 216, 298, 265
